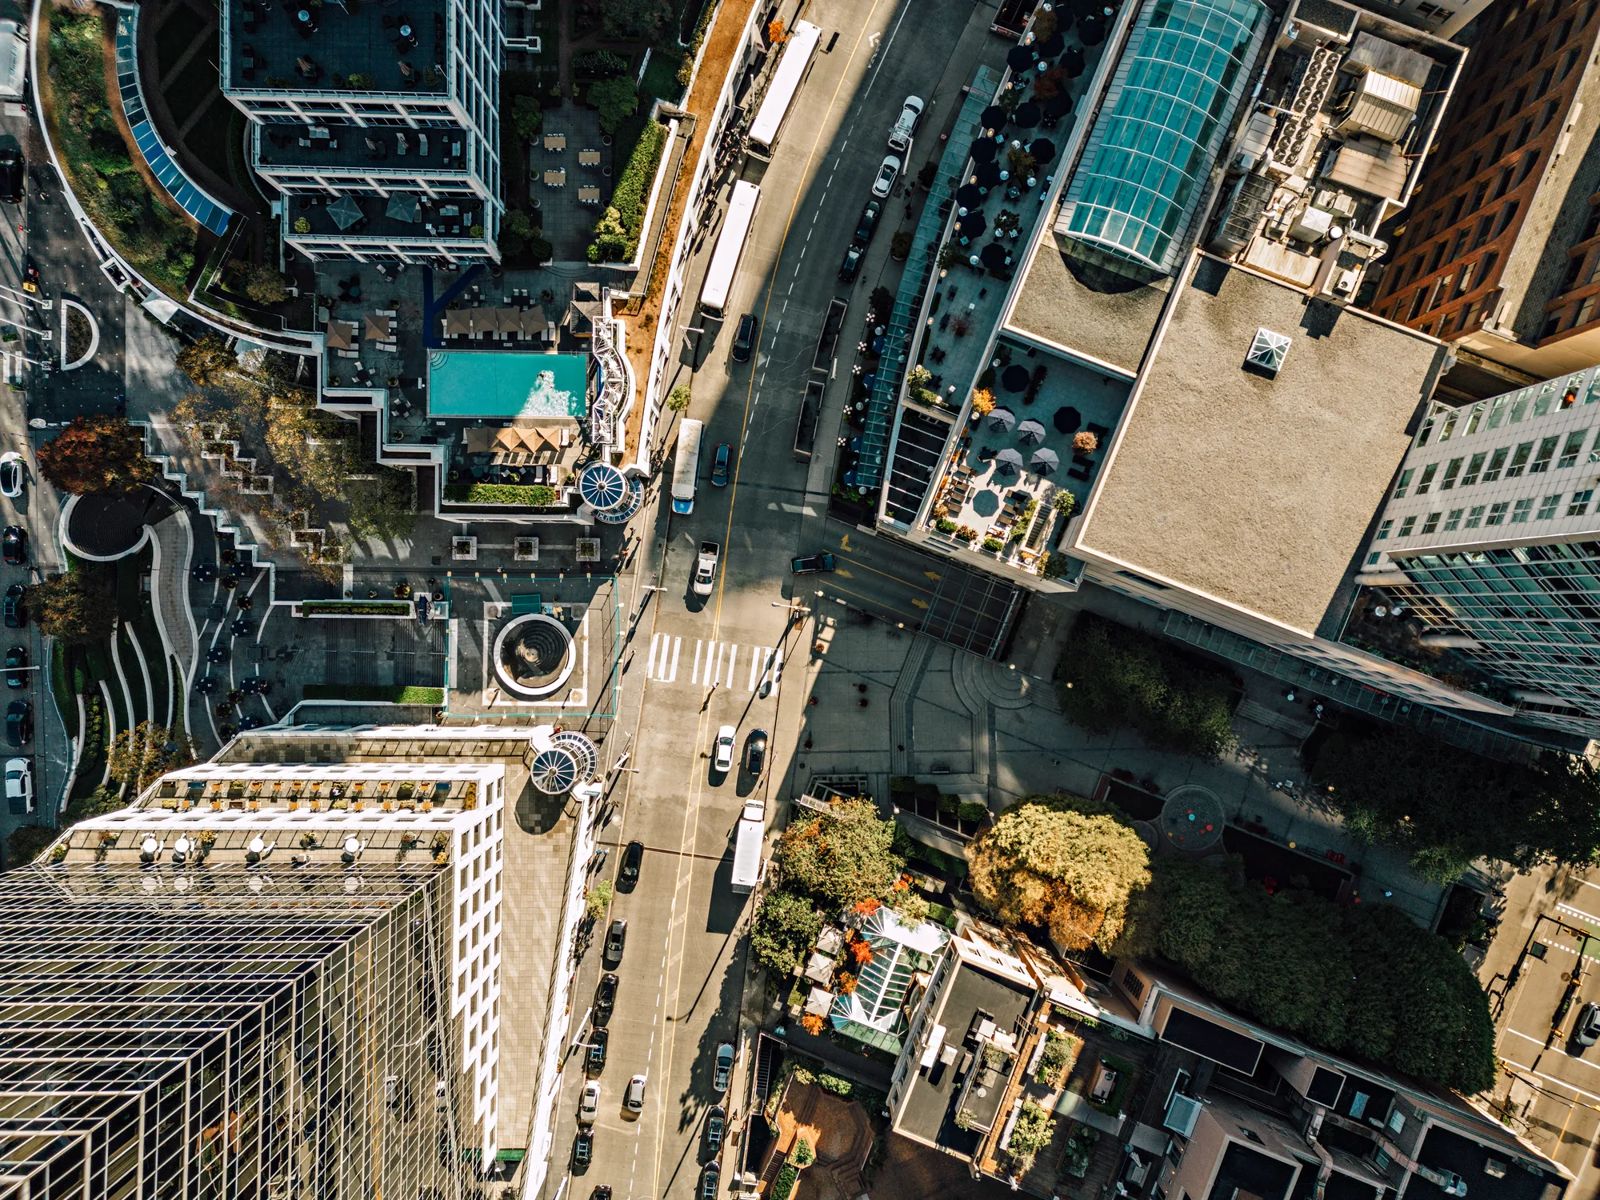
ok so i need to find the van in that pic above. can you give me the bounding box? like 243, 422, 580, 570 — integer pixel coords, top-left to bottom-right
887, 95, 926, 153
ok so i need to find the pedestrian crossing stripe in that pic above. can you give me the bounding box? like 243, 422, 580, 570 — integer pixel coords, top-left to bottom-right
2, 352, 23, 383
645, 633, 782, 693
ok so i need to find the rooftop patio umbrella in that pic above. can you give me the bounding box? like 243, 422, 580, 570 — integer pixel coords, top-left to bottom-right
957, 211, 988, 239
988, 406, 1017, 433
327, 194, 363, 231
385, 192, 420, 222
1038, 31, 1066, 56
325, 319, 354, 350
443, 309, 473, 337
974, 160, 1002, 187
981, 105, 1009, 131
1030, 446, 1061, 474
970, 137, 998, 164
956, 183, 985, 209
980, 242, 1009, 271
1012, 101, 1042, 129
1079, 14, 1106, 45
1061, 45, 1086, 75
1029, 137, 1058, 165
364, 313, 392, 342
1001, 363, 1031, 392
1007, 44, 1036, 70
1053, 405, 1082, 434
994, 447, 1025, 475
1041, 92, 1074, 121
1017, 418, 1047, 445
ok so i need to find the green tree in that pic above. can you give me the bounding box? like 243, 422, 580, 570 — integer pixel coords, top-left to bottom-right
967, 796, 1150, 952
6, 823, 57, 866
585, 879, 614, 921
30, 570, 115, 644
242, 264, 290, 306
176, 333, 237, 388
512, 94, 544, 140
1006, 1100, 1055, 1168
751, 888, 822, 976
772, 797, 903, 912
601, 0, 668, 39
36, 416, 155, 494
667, 385, 692, 414
791, 1138, 815, 1168
589, 76, 641, 135
346, 469, 417, 540
107, 721, 196, 791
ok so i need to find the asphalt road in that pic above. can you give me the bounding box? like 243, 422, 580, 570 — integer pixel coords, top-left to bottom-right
543, 1, 1004, 1196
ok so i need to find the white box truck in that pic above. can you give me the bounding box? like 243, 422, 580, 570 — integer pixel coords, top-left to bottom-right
731, 799, 765, 894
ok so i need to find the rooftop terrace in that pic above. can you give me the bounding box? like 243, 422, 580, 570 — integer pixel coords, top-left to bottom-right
225, 0, 447, 95
256, 120, 469, 174
291, 192, 487, 243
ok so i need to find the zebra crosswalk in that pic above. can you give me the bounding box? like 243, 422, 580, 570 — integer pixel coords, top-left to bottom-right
646, 633, 783, 694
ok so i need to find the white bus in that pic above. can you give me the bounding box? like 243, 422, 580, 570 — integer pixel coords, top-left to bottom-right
748, 21, 823, 156
672, 417, 704, 515
699, 181, 760, 317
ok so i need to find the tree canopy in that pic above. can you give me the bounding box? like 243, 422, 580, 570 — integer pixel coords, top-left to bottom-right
967, 796, 1150, 952
772, 797, 903, 913
751, 889, 823, 976
1118, 859, 1495, 1093
600, 0, 667, 39
36, 416, 155, 495
30, 569, 115, 644
589, 76, 640, 136
176, 334, 237, 388
108, 721, 195, 791
1312, 723, 1600, 880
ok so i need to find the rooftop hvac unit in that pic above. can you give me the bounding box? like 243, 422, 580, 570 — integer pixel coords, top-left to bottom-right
1331, 268, 1359, 297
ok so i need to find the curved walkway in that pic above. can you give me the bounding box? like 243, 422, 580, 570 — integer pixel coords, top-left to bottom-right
148, 510, 199, 723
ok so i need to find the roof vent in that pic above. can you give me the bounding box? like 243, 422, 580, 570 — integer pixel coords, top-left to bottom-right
1246, 327, 1292, 376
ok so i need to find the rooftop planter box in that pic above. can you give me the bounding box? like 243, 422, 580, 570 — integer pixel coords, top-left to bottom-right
443, 482, 560, 507
890, 777, 987, 838
295, 600, 414, 618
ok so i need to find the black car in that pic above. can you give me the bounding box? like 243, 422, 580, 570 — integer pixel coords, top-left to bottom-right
710, 442, 732, 488
1, 526, 25, 566
573, 1129, 593, 1169
838, 244, 863, 283
703, 1105, 726, 1160
591, 1189, 613, 1200
744, 730, 768, 777
2, 584, 23, 630
0, 148, 21, 206
855, 199, 881, 245
595, 971, 619, 1020
587, 1027, 610, 1074
6, 699, 30, 747
604, 919, 628, 966
700, 1162, 720, 1200
732, 313, 758, 363
4, 644, 24, 688
619, 840, 644, 890
791, 553, 837, 574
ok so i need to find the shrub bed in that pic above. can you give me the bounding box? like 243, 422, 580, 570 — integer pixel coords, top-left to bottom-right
302, 684, 445, 705
299, 600, 414, 616
443, 482, 559, 506
587, 120, 668, 263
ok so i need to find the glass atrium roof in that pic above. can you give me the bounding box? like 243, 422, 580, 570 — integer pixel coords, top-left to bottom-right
1060, 0, 1265, 272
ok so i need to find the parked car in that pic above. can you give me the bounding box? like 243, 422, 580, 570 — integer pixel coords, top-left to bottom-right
2, 584, 23, 630
887, 94, 926, 152
604, 919, 628, 966
573, 1129, 593, 1168
624, 1073, 647, 1114
744, 731, 767, 778
1, 525, 25, 565
595, 971, 619, 1019
713, 725, 736, 773
619, 840, 644, 890
587, 1028, 610, 1074
0, 147, 21, 206
871, 154, 902, 198
578, 1079, 601, 1124
700, 1162, 721, 1200
791, 553, 837, 574
713, 1042, 735, 1094
854, 199, 881, 245
1577, 1002, 1600, 1047
591, 1188, 613, 1200
710, 442, 732, 487
4, 643, 25, 688
5, 756, 31, 815
838, 244, 863, 283
732, 313, 758, 363
0, 451, 22, 498
5, 698, 29, 747
703, 1105, 727, 1159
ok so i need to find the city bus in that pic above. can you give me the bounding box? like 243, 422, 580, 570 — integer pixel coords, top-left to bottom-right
672, 417, 704, 515
699, 181, 760, 317
747, 21, 823, 156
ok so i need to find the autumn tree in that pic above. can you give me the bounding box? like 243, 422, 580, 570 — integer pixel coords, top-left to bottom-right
176, 333, 237, 388
36, 416, 155, 495
108, 721, 196, 791
967, 795, 1150, 952
772, 797, 903, 912
30, 569, 115, 644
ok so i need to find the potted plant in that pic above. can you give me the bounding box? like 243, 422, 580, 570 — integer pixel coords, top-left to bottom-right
1074, 430, 1099, 454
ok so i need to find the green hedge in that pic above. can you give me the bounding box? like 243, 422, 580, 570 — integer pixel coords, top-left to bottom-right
300, 600, 413, 616
587, 120, 668, 263
444, 482, 559, 506
303, 685, 445, 705
771, 1165, 798, 1200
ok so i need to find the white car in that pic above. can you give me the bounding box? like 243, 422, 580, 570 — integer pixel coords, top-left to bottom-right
0, 452, 22, 499
5, 756, 31, 815
578, 1079, 600, 1125
624, 1072, 647, 1114
871, 154, 902, 199
888, 95, 925, 152
713, 725, 736, 773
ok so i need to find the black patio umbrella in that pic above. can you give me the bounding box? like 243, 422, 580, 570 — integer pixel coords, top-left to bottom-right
1041, 93, 1074, 121
1030, 137, 1058, 165
1001, 363, 1031, 392
1079, 14, 1106, 45
1053, 405, 1083, 434
974, 160, 1003, 187
196, 676, 219, 695
956, 183, 985, 209
981, 105, 1008, 131
1061, 45, 1086, 75
995, 447, 1025, 475
1031, 447, 1061, 474
970, 138, 998, 164
1038, 31, 1066, 56
206, 646, 228, 665
989, 406, 1017, 433
957, 211, 988, 239
231, 618, 252, 637
1007, 44, 1037, 70
980, 242, 1009, 271
1013, 101, 1042, 129
1017, 419, 1047, 445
